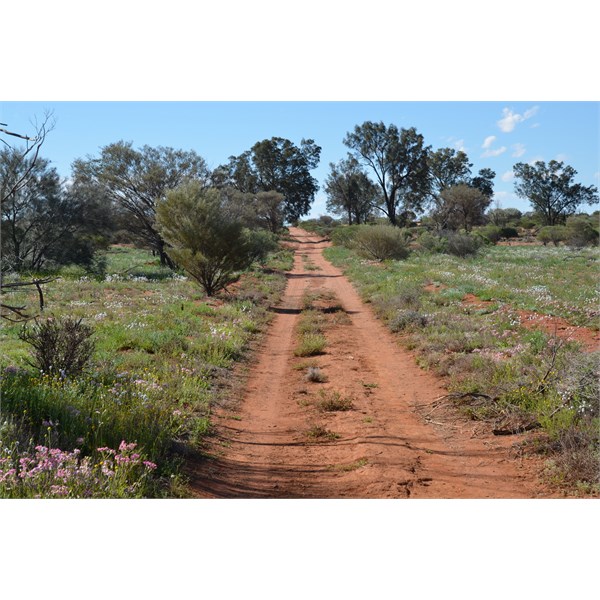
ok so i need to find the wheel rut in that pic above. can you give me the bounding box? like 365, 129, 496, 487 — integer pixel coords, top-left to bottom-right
187, 228, 556, 498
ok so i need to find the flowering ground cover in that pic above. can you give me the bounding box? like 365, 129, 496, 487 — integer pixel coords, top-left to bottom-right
324, 243, 599, 494
0, 245, 292, 498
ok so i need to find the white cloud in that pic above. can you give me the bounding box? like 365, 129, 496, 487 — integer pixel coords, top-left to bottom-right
555, 153, 568, 162
501, 170, 515, 182
523, 106, 539, 120
497, 105, 539, 132
528, 155, 544, 165
482, 145, 507, 158
530, 123, 541, 129
482, 135, 496, 149
512, 143, 526, 157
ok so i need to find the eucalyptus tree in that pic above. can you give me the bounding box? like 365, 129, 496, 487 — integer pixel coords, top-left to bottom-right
513, 160, 598, 225
324, 156, 378, 224
223, 137, 321, 223
72, 141, 210, 266
343, 121, 430, 226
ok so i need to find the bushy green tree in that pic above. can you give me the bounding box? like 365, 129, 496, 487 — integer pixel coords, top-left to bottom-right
156, 182, 275, 296
325, 157, 378, 224
487, 207, 522, 227
513, 160, 598, 225
1, 149, 109, 272
222, 137, 321, 223
73, 141, 210, 267
437, 184, 491, 232
350, 224, 410, 261
343, 122, 431, 227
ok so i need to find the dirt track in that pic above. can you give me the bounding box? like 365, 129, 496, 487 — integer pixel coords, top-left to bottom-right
188, 228, 556, 498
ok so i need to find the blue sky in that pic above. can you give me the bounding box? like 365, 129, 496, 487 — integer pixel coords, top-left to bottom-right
1, 101, 598, 218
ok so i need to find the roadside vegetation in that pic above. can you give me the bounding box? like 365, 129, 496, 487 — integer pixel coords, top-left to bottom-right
2, 113, 597, 498
0, 244, 291, 497
325, 238, 599, 495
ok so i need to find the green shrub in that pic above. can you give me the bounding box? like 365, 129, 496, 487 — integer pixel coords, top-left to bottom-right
389, 309, 428, 332
538, 226, 567, 246
352, 225, 410, 261
565, 216, 599, 248
294, 334, 327, 357
417, 231, 448, 254
156, 182, 274, 296
446, 233, 482, 257
500, 226, 519, 239
479, 225, 502, 244
331, 224, 362, 247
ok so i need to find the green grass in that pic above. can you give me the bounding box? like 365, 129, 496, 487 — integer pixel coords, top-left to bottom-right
0, 243, 289, 498
316, 390, 354, 412
324, 242, 600, 493
294, 334, 327, 357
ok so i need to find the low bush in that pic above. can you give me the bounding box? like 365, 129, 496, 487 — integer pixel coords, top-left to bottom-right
18, 317, 95, 377
446, 233, 482, 257
388, 309, 429, 332
500, 226, 519, 239
352, 224, 410, 261
565, 216, 599, 248
317, 390, 353, 412
416, 231, 448, 254
538, 226, 567, 246
479, 225, 502, 245
331, 224, 362, 248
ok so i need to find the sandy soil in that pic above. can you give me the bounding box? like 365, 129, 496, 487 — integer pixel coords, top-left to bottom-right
187, 228, 559, 498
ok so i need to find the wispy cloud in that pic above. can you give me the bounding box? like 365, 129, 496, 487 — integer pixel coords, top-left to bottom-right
497, 106, 539, 133
528, 155, 544, 165
501, 170, 515, 182
481, 135, 506, 157
555, 153, 568, 162
512, 143, 526, 158
483, 147, 507, 158
482, 135, 496, 149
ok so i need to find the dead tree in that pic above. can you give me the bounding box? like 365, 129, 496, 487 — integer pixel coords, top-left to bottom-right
1, 112, 56, 321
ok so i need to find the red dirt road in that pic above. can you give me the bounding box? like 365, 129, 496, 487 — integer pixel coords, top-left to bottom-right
188, 228, 557, 498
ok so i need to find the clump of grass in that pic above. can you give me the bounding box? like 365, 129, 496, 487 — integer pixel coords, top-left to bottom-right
293, 359, 320, 371
294, 334, 327, 357
317, 389, 354, 412
305, 424, 340, 441
328, 458, 368, 472
296, 309, 326, 335
305, 367, 328, 383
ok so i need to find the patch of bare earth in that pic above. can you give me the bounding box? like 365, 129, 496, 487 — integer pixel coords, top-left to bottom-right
426, 288, 599, 353
186, 228, 558, 498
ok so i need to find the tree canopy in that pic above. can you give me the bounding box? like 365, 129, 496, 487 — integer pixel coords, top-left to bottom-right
156, 182, 276, 296
324, 157, 378, 224
438, 184, 492, 232
222, 137, 321, 223
343, 122, 430, 226
513, 160, 598, 225
72, 141, 210, 266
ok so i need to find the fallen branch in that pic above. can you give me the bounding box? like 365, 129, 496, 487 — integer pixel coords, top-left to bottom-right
492, 422, 541, 436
